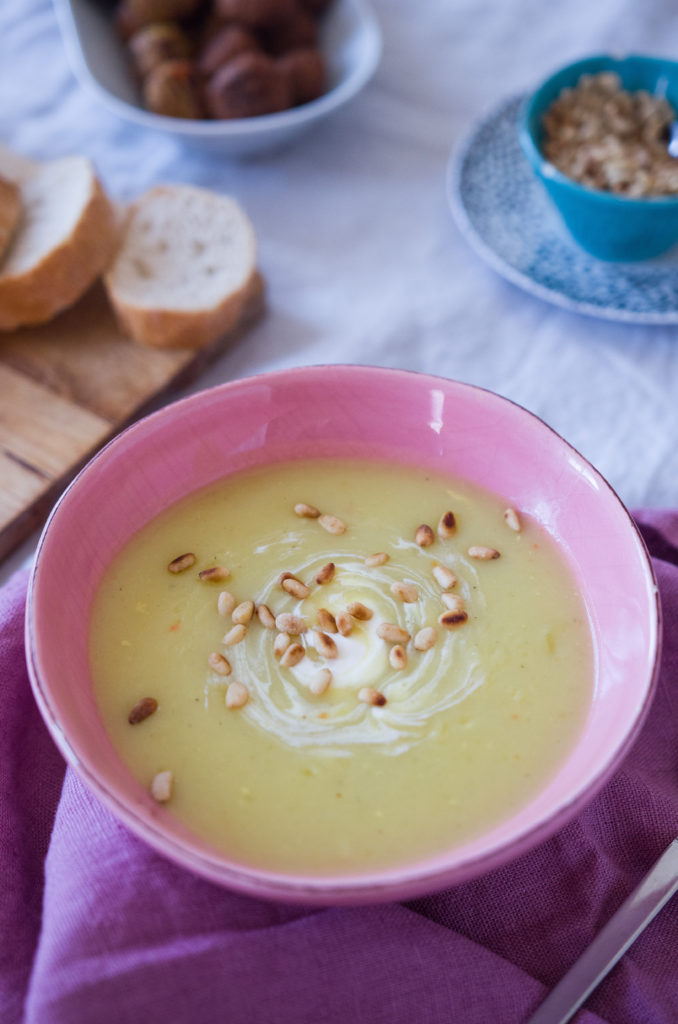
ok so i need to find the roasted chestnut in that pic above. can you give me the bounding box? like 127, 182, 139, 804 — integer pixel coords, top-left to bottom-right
143, 59, 205, 118
213, 0, 296, 30
259, 10, 318, 55
196, 24, 259, 78
277, 47, 325, 106
204, 50, 291, 119
128, 22, 193, 79
116, 0, 204, 40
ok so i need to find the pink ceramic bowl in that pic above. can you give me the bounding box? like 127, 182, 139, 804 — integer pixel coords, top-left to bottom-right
26, 366, 660, 905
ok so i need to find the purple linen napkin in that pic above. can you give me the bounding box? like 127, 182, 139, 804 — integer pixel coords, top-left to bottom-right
3, 511, 678, 1024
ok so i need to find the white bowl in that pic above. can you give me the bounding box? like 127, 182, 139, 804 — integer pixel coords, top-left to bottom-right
53, 0, 382, 155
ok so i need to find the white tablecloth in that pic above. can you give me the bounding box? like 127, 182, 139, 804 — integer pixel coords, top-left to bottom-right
2, 0, 678, 583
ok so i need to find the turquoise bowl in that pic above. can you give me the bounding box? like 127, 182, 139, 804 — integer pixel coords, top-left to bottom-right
519, 54, 678, 261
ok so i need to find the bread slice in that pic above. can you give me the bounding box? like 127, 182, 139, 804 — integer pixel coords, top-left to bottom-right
0, 156, 118, 331
0, 174, 21, 262
104, 184, 258, 349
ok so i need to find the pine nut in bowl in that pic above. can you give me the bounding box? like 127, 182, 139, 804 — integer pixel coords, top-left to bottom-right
26, 366, 660, 905
519, 54, 678, 260
53, 0, 382, 156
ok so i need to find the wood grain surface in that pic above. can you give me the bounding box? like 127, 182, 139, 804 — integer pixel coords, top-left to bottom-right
0, 277, 264, 562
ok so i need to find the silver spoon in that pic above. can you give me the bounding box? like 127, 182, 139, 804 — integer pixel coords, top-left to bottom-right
668, 122, 678, 158
526, 838, 678, 1024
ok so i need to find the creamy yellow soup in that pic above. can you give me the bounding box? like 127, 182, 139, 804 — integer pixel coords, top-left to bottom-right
89, 459, 593, 875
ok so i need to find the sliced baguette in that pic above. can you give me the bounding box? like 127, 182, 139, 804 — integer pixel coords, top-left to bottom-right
0, 174, 21, 262
104, 184, 258, 349
0, 156, 118, 331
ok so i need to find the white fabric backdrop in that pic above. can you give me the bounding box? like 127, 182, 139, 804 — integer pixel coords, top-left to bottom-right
2, 0, 678, 581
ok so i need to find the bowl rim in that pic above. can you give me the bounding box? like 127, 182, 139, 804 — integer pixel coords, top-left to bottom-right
25, 364, 662, 904
53, 0, 382, 139
518, 52, 678, 207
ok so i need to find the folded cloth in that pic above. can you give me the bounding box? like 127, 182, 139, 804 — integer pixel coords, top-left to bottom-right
3, 511, 678, 1024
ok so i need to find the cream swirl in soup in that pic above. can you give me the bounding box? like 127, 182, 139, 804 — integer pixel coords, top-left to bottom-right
216, 540, 486, 755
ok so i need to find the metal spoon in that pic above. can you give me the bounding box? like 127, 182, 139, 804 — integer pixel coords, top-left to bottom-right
650, 74, 678, 156
526, 838, 678, 1024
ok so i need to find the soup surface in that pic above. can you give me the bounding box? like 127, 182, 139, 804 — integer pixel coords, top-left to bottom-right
89, 459, 593, 875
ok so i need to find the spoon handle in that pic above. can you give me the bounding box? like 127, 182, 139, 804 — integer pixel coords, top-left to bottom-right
527, 838, 678, 1024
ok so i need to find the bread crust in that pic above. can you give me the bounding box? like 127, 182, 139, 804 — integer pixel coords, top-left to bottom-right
109, 268, 262, 349
0, 175, 21, 263
0, 173, 118, 331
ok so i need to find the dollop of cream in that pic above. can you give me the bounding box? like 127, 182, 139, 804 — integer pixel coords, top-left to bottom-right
207, 533, 485, 756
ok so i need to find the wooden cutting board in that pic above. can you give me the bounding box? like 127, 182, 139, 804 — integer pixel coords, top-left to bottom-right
0, 145, 265, 563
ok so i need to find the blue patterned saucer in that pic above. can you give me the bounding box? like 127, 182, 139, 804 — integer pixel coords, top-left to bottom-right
447, 96, 678, 324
